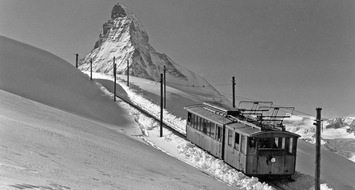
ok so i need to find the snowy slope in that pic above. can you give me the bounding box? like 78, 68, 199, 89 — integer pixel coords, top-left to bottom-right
0, 35, 131, 127
0, 36, 236, 189
79, 3, 230, 105
0, 90, 235, 190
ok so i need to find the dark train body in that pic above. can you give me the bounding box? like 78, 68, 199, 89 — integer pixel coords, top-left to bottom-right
185, 102, 300, 177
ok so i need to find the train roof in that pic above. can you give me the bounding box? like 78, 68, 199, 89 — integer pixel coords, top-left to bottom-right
226, 122, 300, 138
185, 105, 232, 125
226, 122, 261, 136
186, 103, 300, 138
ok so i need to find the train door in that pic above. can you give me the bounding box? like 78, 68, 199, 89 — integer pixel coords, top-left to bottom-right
239, 134, 246, 172
224, 128, 234, 166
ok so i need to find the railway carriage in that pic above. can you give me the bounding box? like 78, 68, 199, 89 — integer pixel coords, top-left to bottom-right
185, 102, 300, 177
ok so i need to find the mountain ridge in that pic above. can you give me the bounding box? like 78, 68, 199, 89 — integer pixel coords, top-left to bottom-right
79, 3, 230, 105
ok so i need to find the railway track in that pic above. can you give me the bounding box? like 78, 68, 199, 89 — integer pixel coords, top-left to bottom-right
114, 93, 186, 139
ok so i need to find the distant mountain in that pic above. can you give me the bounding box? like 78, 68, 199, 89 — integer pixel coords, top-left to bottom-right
284, 115, 355, 162
79, 3, 230, 105
326, 117, 355, 134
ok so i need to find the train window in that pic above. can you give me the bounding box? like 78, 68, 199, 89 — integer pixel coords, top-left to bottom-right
234, 132, 240, 150
202, 119, 207, 134
258, 138, 272, 148
216, 125, 222, 142
288, 138, 294, 154
227, 129, 233, 147
241, 135, 246, 153
199, 118, 203, 131
210, 123, 215, 138
198, 117, 202, 131
192, 114, 196, 128
187, 112, 191, 124
206, 121, 211, 136
249, 137, 256, 153
273, 137, 284, 149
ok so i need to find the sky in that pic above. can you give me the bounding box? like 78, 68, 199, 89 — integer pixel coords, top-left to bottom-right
1, 0, 354, 118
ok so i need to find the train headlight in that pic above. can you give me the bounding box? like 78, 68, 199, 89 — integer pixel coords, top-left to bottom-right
271, 158, 276, 163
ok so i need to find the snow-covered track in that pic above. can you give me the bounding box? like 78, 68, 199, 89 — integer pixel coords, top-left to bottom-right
114, 93, 186, 139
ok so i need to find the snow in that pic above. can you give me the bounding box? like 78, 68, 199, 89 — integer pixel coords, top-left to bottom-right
350, 154, 355, 162
321, 127, 355, 139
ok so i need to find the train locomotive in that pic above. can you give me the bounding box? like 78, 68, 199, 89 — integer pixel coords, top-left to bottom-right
185, 101, 300, 177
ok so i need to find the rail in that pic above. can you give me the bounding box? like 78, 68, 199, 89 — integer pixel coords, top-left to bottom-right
114, 93, 186, 139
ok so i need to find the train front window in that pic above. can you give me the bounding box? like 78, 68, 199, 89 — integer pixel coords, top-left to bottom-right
234, 132, 240, 150
258, 137, 285, 150
249, 137, 256, 153
288, 138, 294, 154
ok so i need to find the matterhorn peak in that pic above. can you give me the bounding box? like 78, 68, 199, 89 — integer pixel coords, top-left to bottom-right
79, 3, 229, 104
111, 3, 127, 19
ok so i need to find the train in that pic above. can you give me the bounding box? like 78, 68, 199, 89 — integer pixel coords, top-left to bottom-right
185, 101, 300, 178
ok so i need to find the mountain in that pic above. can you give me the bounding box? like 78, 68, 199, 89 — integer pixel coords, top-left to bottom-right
79, 3, 230, 105
284, 115, 355, 163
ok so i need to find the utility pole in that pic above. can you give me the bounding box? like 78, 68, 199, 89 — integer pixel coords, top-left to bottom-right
127, 60, 129, 86
75, 54, 78, 68
314, 108, 322, 190
90, 58, 93, 80
160, 73, 164, 137
232, 76, 236, 108
163, 66, 167, 108
113, 57, 116, 102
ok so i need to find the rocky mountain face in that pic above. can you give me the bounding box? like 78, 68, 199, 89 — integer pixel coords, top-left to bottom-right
80, 3, 203, 83
79, 3, 229, 104
326, 117, 355, 134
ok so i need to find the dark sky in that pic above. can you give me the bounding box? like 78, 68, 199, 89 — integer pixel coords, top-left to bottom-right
1, 0, 354, 117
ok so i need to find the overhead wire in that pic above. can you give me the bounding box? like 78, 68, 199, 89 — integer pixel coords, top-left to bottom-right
213, 86, 315, 117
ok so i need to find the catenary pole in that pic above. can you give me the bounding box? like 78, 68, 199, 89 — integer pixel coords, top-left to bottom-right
127, 60, 129, 86
90, 58, 92, 80
160, 73, 163, 137
232, 76, 236, 108
163, 66, 166, 108
315, 108, 322, 190
113, 57, 116, 102
75, 54, 78, 68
